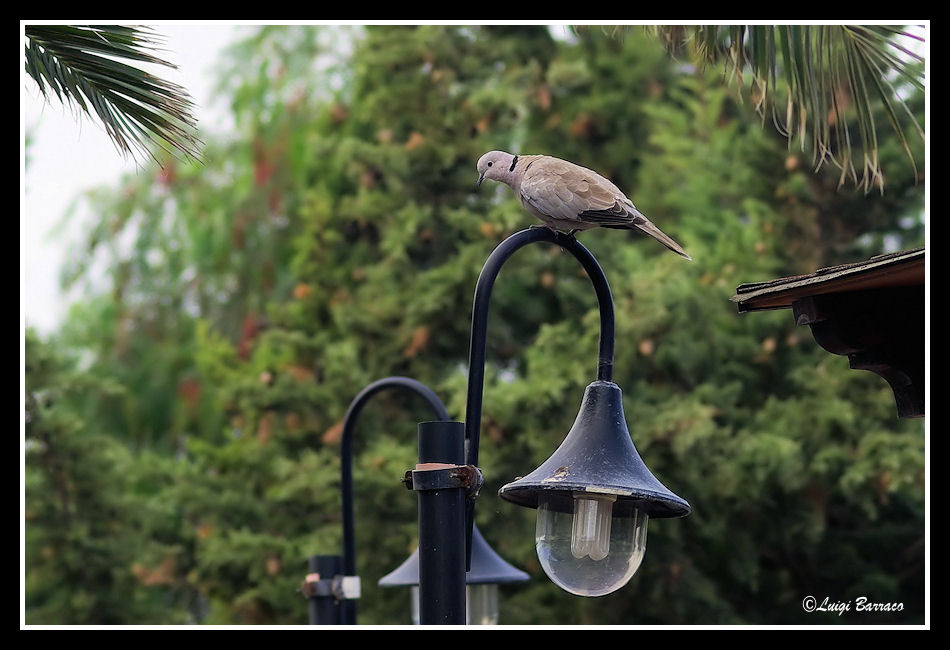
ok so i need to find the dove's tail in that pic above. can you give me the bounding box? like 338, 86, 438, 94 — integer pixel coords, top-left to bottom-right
630, 217, 692, 260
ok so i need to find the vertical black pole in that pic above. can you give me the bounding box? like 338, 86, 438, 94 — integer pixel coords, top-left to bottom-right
307, 555, 343, 625
416, 420, 466, 625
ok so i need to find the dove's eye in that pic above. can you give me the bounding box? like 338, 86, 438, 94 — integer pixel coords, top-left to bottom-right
487, 161, 493, 167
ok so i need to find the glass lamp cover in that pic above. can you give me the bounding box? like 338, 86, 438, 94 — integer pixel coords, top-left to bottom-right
466, 584, 499, 625
407, 584, 499, 625
535, 492, 648, 597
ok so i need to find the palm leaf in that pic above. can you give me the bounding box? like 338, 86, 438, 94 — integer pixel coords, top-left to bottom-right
645, 24, 924, 192
25, 25, 202, 164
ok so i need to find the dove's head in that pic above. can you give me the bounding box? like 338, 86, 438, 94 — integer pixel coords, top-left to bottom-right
476, 150, 517, 189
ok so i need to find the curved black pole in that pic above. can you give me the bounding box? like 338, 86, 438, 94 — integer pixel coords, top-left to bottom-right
334, 376, 450, 625
463, 228, 615, 565
464, 228, 615, 468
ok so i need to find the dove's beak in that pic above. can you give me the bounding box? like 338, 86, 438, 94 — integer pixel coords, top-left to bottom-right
476, 172, 485, 189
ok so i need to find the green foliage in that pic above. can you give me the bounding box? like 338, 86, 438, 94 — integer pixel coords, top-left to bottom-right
24, 25, 925, 625
25, 330, 201, 623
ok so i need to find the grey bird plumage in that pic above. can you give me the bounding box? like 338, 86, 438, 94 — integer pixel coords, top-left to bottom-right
476, 150, 691, 260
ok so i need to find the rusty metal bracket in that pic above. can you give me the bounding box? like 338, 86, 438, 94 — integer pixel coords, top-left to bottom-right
402, 462, 483, 500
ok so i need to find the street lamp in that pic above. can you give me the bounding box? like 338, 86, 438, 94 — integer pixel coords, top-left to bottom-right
461, 228, 691, 600
498, 379, 690, 596
304, 376, 527, 625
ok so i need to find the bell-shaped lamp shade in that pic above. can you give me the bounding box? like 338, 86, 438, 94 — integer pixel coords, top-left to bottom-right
378, 525, 529, 624
498, 380, 690, 597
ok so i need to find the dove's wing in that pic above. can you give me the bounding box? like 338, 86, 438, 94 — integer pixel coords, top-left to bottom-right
516, 155, 692, 259
519, 157, 631, 223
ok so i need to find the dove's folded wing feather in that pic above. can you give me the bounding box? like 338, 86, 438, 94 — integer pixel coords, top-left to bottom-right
520, 157, 634, 224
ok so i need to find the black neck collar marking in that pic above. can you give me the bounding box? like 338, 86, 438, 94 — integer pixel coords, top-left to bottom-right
509, 155, 518, 172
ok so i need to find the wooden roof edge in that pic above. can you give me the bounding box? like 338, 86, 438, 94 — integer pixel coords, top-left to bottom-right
731, 248, 925, 312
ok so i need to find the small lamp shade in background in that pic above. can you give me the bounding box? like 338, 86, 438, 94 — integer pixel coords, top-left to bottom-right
379, 525, 529, 624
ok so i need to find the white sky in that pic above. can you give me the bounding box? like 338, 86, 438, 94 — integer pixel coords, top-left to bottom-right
21, 23, 244, 336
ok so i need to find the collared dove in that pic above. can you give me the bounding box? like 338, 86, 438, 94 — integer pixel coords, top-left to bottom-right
476, 150, 691, 260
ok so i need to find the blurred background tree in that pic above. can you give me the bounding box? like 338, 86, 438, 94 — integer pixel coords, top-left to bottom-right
24, 24, 925, 625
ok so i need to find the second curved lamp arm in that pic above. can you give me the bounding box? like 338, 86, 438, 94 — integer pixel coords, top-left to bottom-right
337, 377, 450, 625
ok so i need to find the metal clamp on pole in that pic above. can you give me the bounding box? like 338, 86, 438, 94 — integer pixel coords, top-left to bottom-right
301, 573, 361, 601
304, 555, 363, 625
404, 462, 483, 500
300, 572, 334, 598
333, 575, 362, 600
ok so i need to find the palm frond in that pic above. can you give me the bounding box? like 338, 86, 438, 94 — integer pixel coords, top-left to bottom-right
25, 25, 203, 164
646, 24, 925, 192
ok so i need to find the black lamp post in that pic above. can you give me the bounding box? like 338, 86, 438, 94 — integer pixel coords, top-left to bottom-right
304, 376, 527, 625
445, 227, 691, 606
